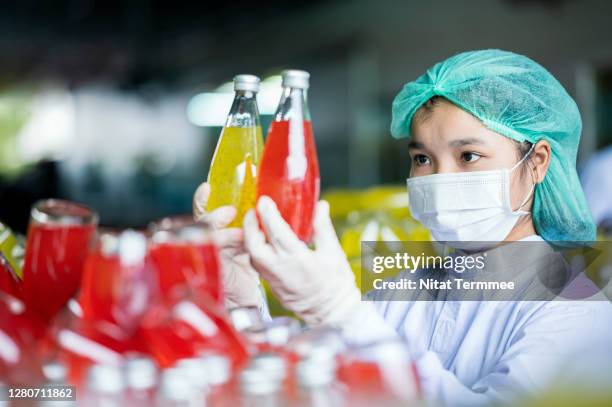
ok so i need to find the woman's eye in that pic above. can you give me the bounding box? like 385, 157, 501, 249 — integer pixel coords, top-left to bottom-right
461, 152, 482, 163
413, 154, 431, 166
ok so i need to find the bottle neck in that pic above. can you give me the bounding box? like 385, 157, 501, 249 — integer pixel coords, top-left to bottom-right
274, 87, 310, 122
226, 90, 260, 128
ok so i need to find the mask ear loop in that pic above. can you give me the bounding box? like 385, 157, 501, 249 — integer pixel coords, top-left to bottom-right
511, 142, 537, 212
510, 142, 536, 172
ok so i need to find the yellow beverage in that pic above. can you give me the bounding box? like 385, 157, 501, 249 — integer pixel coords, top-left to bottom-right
207, 126, 264, 227
0, 221, 23, 279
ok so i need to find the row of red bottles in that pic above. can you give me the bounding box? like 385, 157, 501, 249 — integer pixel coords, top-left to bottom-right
233, 318, 421, 407
0, 199, 249, 390
66, 219, 248, 384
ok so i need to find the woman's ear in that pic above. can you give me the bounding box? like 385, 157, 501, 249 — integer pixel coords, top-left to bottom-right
531, 140, 551, 184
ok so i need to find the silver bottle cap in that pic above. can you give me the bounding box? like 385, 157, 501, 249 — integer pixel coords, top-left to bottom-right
239, 366, 282, 396
297, 358, 335, 388
250, 353, 287, 382
86, 364, 124, 394
159, 367, 194, 402
234, 75, 260, 92
264, 317, 301, 346
43, 361, 67, 383
199, 354, 231, 386
281, 70, 310, 89
125, 356, 158, 390
176, 357, 208, 389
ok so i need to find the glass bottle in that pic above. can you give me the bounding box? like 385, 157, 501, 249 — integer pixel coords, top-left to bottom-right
240, 363, 285, 407
80, 231, 151, 332
257, 70, 320, 242
296, 349, 344, 407
23, 199, 98, 321
0, 220, 24, 279
125, 355, 158, 407
149, 217, 223, 305
207, 75, 264, 227
84, 364, 125, 407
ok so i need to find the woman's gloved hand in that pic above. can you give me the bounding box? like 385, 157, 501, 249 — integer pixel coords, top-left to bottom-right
192, 182, 264, 310
243, 196, 362, 327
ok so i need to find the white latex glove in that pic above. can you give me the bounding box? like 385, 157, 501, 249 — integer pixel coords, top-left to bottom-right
243, 196, 362, 327
193, 182, 264, 310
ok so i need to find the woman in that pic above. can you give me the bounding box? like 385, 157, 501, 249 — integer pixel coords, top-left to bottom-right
194, 50, 612, 405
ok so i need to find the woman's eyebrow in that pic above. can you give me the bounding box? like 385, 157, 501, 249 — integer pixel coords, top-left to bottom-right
448, 138, 486, 147
408, 140, 425, 149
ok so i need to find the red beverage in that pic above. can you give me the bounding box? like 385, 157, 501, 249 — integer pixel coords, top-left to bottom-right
149, 217, 223, 305
56, 318, 129, 386
337, 359, 386, 396
337, 340, 420, 404
139, 292, 248, 369
257, 120, 320, 241
80, 231, 152, 332
23, 200, 97, 321
80, 249, 120, 324
149, 242, 223, 304
257, 70, 320, 242
55, 306, 150, 386
199, 243, 223, 302
0, 293, 44, 385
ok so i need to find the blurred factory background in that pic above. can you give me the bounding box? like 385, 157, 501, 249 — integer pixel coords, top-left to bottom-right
1, 0, 612, 231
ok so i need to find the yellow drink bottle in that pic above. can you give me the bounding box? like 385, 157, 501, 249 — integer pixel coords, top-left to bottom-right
206, 75, 264, 227
0, 220, 24, 279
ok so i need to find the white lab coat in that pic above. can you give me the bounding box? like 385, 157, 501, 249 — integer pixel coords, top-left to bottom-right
343, 236, 612, 406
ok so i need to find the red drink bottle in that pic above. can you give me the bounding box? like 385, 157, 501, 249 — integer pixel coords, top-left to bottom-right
0, 292, 43, 385
257, 70, 320, 242
23, 200, 97, 321
139, 291, 249, 369
149, 217, 223, 305
80, 231, 152, 332
56, 316, 137, 386
337, 340, 420, 405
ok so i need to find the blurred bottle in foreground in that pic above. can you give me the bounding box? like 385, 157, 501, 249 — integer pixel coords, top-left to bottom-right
149, 217, 223, 305
139, 290, 249, 370
201, 353, 234, 407
83, 363, 125, 407
40, 360, 76, 406
337, 339, 420, 406
296, 346, 344, 407
0, 292, 43, 385
207, 75, 264, 227
23, 199, 98, 321
79, 231, 152, 333
124, 355, 158, 407
0, 220, 24, 279
240, 355, 286, 407
257, 70, 320, 242
0, 250, 22, 299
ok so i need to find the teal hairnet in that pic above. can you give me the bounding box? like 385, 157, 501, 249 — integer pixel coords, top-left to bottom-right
391, 49, 595, 243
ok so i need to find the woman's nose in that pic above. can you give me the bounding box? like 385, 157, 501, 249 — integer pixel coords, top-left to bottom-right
433, 162, 460, 175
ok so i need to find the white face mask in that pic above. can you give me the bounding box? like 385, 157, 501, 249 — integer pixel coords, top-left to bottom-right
406, 145, 535, 250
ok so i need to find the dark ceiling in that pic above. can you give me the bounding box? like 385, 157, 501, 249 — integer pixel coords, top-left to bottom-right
0, 0, 571, 88
0, 0, 318, 87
